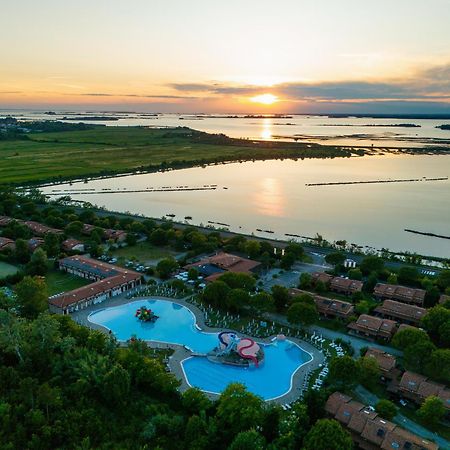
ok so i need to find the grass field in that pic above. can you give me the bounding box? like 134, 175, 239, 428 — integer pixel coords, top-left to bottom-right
45, 269, 91, 296
0, 261, 19, 278
0, 126, 356, 184
110, 242, 177, 265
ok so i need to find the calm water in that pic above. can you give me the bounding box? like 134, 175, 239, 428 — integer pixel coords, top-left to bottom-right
88, 299, 311, 399
42, 155, 450, 257
2, 110, 450, 147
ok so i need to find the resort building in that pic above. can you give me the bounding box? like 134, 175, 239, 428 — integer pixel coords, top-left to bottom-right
28, 237, 45, 252
347, 314, 398, 341
185, 251, 261, 282
314, 295, 355, 320
23, 220, 63, 236
0, 237, 15, 252
373, 300, 427, 326
374, 283, 426, 306
364, 347, 399, 380
330, 277, 364, 295
325, 392, 439, 450
104, 229, 127, 242
311, 272, 363, 295
388, 371, 450, 411
289, 288, 355, 320
61, 239, 85, 253
0, 216, 14, 227
49, 255, 142, 314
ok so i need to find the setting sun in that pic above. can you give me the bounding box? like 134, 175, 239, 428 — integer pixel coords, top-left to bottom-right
250, 93, 278, 105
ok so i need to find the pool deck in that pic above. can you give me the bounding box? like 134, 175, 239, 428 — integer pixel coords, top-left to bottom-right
72, 293, 325, 405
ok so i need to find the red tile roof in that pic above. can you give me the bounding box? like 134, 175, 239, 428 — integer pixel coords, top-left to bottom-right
365, 347, 397, 372
374, 283, 426, 305
374, 300, 427, 324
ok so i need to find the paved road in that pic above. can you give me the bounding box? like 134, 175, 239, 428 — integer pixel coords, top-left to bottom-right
355, 386, 450, 450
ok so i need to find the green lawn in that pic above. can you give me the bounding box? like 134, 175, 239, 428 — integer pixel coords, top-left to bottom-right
0, 126, 357, 184
110, 242, 176, 265
45, 270, 91, 296
0, 261, 19, 278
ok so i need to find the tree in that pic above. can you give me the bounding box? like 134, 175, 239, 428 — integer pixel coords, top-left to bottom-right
14, 238, 31, 264
280, 252, 296, 270
65, 220, 83, 237
248, 292, 275, 314
304, 419, 353, 450
436, 270, 450, 291
244, 240, 261, 259
392, 327, 431, 350
149, 228, 168, 246
375, 399, 397, 420
203, 281, 230, 309
219, 272, 256, 291
44, 232, 61, 257
418, 396, 446, 427
421, 305, 450, 343
156, 257, 178, 279
271, 285, 289, 312
403, 340, 436, 373
328, 356, 361, 389
360, 256, 384, 275
325, 252, 346, 267
397, 266, 419, 286
299, 272, 312, 289
125, 233, 137, 247
228, 429, 266, 450
15, 276, 48, 319
387, 273, 398, 284
291, 293, 315, 305
181, 387, 211, 415
26, 248, 48, 276
216, 383, 264, 438
285, 242, 304, 259
287, 302, 318, 327
315, 280, 326, 293
188, 267, 199, 280
348, 268, 362, 281
359, 356, 380, 389
425, 349, 450, 383
226, 289, 250, 313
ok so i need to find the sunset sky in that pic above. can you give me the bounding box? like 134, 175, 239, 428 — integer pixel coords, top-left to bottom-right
1, 0, 449, 113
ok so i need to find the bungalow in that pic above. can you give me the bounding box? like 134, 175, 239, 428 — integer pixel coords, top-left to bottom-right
347, 314, 398, 342
364, 347, 399, 380
61, 239, 85, 253
374, 283, 426, 306
311, 271, 363, 295
0, 216, 14, 227
28, 237, 45, 252
23, 220, 63, 236
185, 252, 261, 282
325, 392, 438, 450
104, 228, 127, 242
373, 300, 427, 326
289, 288, 355, 320
0, 237, 15, 252
388, 371, 450, 411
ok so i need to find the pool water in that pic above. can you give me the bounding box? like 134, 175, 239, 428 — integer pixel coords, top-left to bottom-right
88, 299, 312, 399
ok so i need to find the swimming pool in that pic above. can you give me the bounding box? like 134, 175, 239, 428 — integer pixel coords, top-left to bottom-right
88, 299, 313, 400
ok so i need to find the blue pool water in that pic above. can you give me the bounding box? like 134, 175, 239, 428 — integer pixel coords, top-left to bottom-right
89, 299, 312, 399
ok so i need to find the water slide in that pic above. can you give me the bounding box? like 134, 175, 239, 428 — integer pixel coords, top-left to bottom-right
217, 331, 237, 355
237, 338, 260, 367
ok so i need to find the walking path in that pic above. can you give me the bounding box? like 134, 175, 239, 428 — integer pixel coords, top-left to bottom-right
264, 312, 403, 357
355, 386, 449, 450
72, 293, 325, 405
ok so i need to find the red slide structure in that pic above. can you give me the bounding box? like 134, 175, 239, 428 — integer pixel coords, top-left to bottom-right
237, 338, 260, 367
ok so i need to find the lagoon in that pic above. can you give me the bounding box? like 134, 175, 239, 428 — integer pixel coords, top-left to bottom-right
42, 154, 450, 258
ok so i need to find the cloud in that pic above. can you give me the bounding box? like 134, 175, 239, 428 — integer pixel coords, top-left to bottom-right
170, 63, 450, 102
79, 92, 199, 100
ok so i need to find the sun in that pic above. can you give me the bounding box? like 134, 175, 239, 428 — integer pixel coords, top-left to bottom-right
250, 93, 278, 105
